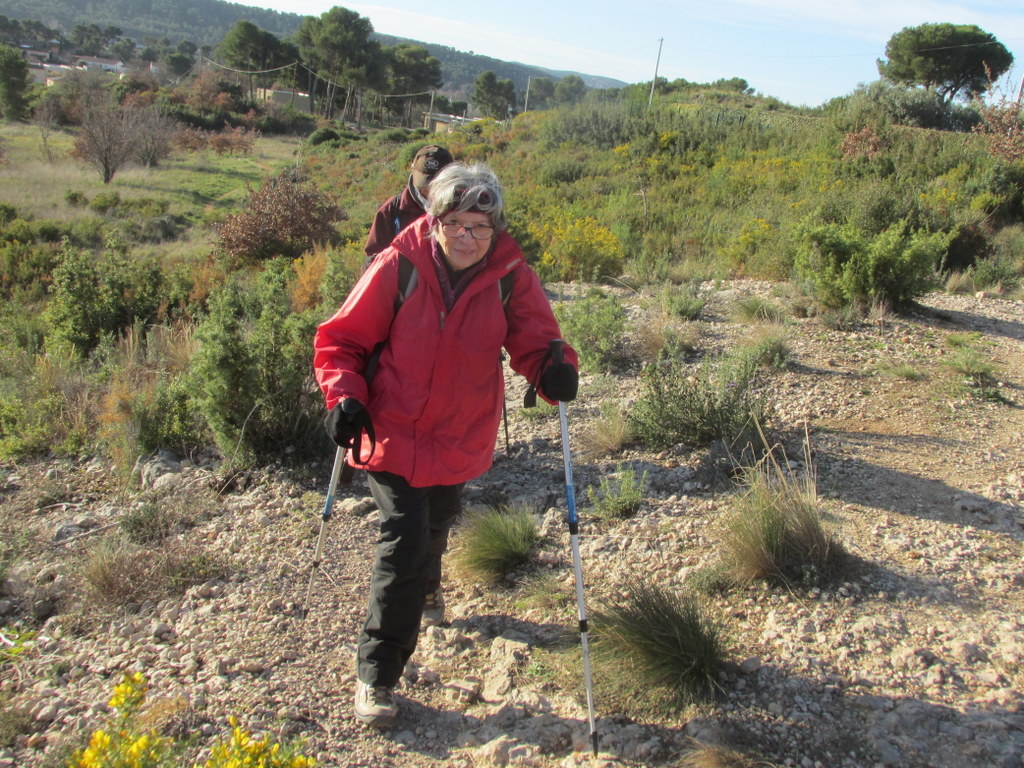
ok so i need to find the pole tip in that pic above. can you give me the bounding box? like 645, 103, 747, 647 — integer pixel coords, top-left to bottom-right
591, 731, 599, 757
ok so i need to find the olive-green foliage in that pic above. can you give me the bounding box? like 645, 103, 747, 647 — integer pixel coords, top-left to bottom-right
553, 290, 627, 373
586, 464, 647, 520
827, 81, 980, 132
453, 505, 538, 583
188, 259, 324, 466
592, 577, 726, 707
629, 352, 769, 452
793, 219, 945, 309
44, 243, 166, 357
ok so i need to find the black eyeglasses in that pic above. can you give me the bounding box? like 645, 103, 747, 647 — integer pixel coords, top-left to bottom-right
440, 221, 495, 241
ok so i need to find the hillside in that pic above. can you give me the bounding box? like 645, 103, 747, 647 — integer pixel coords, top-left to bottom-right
0, 0, 628, 97
1, 283, 1022, 768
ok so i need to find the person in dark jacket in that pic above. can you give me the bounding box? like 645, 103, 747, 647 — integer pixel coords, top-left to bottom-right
314, 162, 579, 727
363, 144, 454, 261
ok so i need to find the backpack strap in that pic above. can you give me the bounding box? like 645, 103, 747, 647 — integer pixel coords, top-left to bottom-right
389, 195, 403, 240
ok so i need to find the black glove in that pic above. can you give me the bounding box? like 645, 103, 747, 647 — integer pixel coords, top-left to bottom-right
324, 399, 369, 448
540, 362, 579, 402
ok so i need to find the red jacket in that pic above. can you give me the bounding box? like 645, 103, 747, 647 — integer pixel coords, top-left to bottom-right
314, 218, 577, 487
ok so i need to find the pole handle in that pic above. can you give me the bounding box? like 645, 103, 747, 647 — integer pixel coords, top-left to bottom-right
549, 338, 564, 366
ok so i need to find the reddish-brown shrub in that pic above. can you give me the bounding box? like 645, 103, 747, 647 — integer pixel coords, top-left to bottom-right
216, 170, 347, 267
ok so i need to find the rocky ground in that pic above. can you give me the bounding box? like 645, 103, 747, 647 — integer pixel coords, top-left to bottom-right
1, 283, 1023, 768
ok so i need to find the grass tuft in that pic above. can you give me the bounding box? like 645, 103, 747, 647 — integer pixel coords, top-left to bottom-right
453, 504, 538, 583
579, 400, 632, 458
718, 447, 846, 587
677, 741, 781, 767
592, 577, 727, 708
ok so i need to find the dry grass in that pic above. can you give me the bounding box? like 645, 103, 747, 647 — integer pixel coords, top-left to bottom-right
677, 741, 780, 767
579, 400, 632, 458
79, 535, 228, 610
717, 444, 847, 587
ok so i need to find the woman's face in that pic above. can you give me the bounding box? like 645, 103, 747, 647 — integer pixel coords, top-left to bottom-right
435, 211, 495, 271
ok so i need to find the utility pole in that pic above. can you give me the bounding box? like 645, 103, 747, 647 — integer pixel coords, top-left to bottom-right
648, 38, 663, 109
524, 76, 532, 112
1017, 74, 1023, 105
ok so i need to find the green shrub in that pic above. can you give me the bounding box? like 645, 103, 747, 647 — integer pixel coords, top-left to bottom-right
586, 464, 647, 520
553, 290, 627, 372
793, 219, 944, 309
44, 245, 165, 358
453, 504, 538, 583
89, 191, 122, 214
629, 352, 769, 452
592, 577, 727, 707
64, 190, 88, 207
307, 126, 340, 146
189, 260, 324, 465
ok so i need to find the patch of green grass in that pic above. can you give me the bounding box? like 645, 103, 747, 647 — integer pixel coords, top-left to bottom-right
731, 295, 786, 323
942, 345, 996, 386
586, 464, 647, 520
735, 326, 791, 370
519, 399, 558, 421
514, 571, 571, 612
591, 577, 727, 709
453, 504, 538, 583
878, 362, 926, 381
945, 331, 982, 349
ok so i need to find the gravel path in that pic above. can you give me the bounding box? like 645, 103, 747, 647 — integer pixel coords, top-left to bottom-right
1, 284, 1022, 768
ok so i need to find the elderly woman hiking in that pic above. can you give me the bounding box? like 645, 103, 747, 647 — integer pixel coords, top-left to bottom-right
313, 162, 579, 726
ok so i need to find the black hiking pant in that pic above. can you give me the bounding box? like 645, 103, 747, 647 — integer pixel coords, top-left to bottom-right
357, 470, 463, 688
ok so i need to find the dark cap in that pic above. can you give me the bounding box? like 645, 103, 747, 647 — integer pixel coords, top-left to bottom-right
410, 145, 454, 190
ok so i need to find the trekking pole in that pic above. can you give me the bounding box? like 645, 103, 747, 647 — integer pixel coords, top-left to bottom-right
549, 339, 598, 756
301, 445, 345, 620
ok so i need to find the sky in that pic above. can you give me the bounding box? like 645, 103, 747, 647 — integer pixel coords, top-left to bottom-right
249, 1, 1024, 107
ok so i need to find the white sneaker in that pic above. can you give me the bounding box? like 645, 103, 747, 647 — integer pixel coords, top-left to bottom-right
354, 680, 396, 727
422, 590, 446, 627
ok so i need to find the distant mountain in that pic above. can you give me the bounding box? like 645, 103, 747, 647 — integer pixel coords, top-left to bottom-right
0, 0, 629, 97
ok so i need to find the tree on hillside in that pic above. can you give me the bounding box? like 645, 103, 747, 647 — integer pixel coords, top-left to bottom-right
0, 43, 31, 120
525, 76, 554, 110
218, 21, 296, 100
385, 43, 442, 126
69, 23, 123, 57
554, 74, 587, 106
70, 85, 151, 183
878, 23, 1013, 102
473, 70, 515, 119
293, 7, 385, 123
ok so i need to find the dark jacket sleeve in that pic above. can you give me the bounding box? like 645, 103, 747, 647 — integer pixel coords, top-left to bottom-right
364, 195, 399, 259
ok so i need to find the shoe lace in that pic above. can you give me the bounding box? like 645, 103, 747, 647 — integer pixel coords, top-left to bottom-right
368, 685, 393, 706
